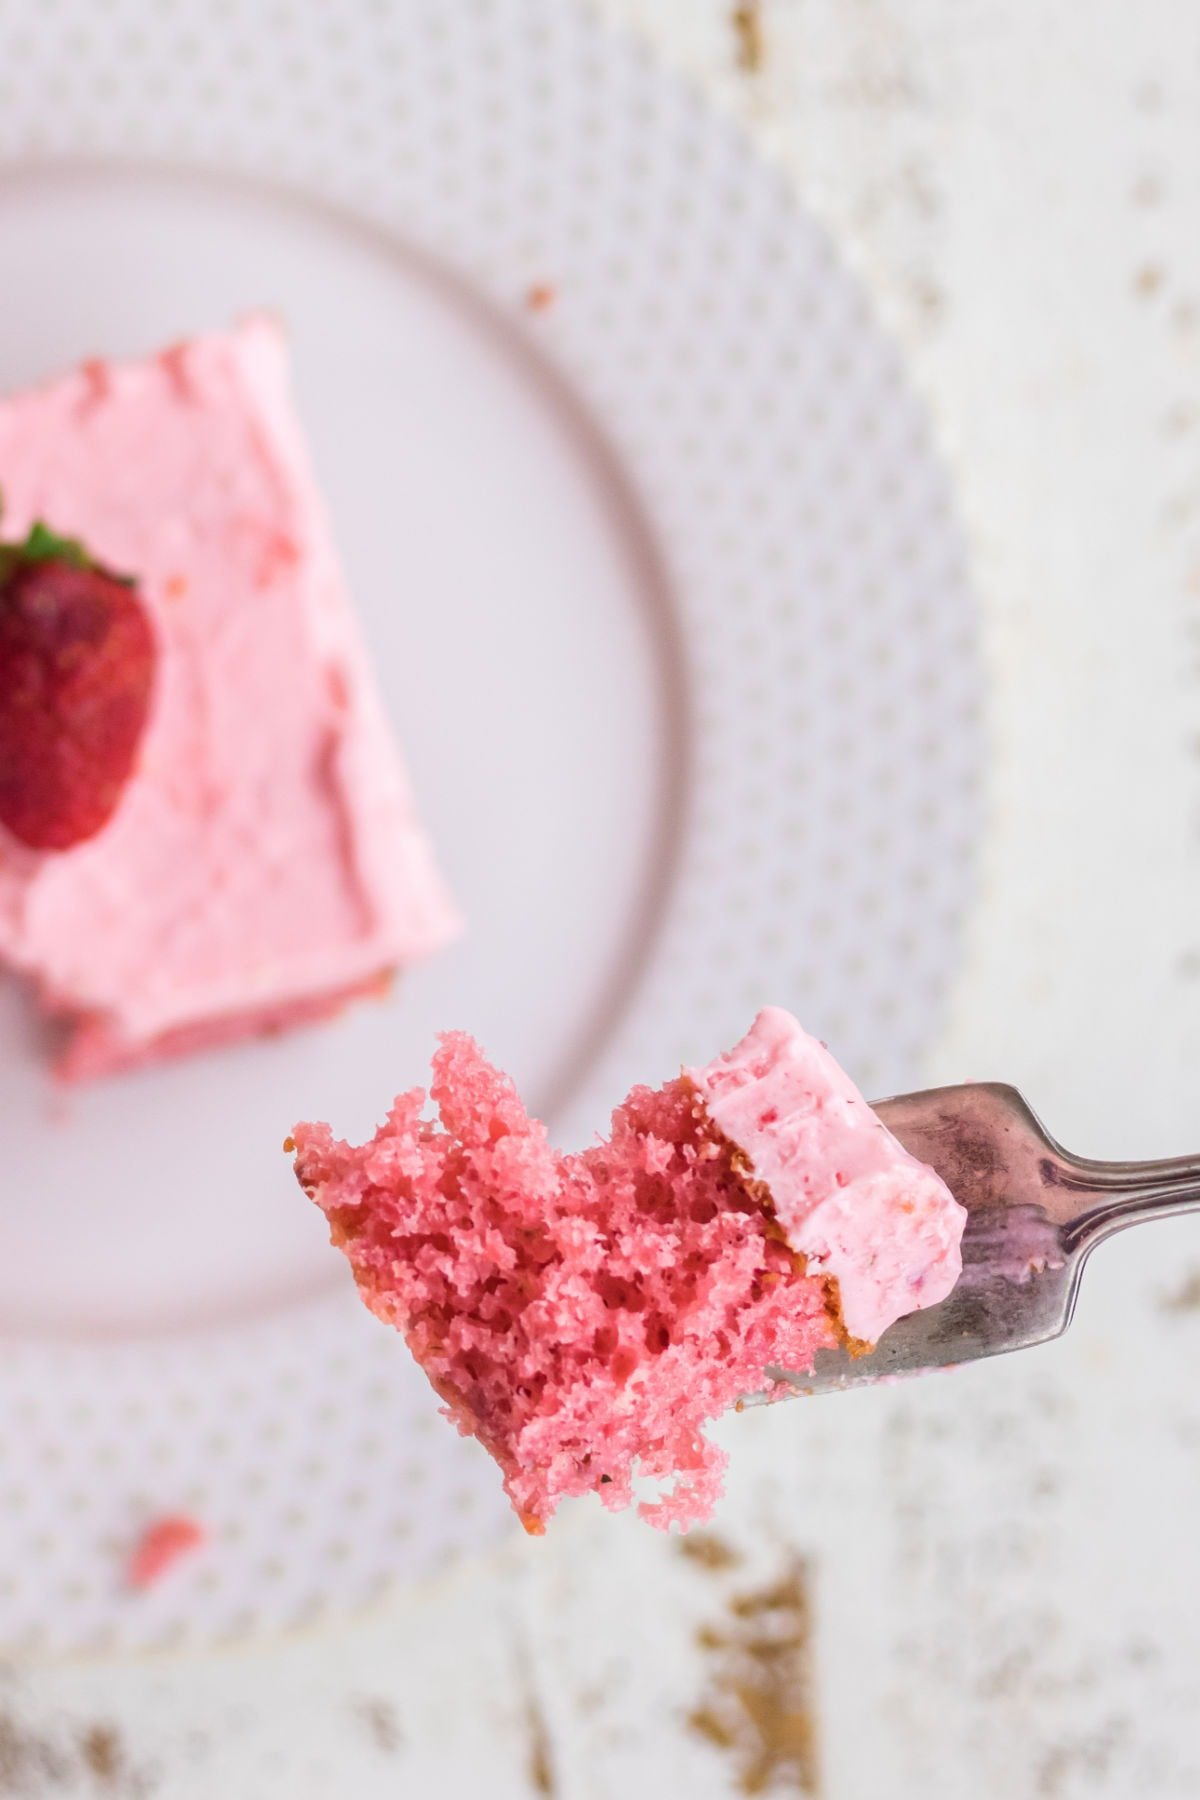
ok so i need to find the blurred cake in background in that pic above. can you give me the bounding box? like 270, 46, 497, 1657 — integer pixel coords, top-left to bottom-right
0, 317, 458, 1079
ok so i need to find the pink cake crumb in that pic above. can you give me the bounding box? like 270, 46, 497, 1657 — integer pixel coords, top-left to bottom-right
125, 1513, 206, 1589
290, 1011, 965, 1532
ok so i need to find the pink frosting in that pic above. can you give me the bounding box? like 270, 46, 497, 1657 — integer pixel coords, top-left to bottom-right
0, 318, 459, 1074
690, 1007, 966, 1343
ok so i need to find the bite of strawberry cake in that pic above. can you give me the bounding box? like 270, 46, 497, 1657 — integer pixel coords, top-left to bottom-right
0, 318, 458, 1079
289, 1008, 966, 1531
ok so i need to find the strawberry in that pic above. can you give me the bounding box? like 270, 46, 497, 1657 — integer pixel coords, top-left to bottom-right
0, 518, 156, 851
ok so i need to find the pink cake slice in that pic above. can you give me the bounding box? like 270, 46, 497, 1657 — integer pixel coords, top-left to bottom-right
0, 318, 458, 1077
290, 1008, 966, 1531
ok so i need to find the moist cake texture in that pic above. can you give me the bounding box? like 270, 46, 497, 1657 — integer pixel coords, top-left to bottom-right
291, 1009, 965, 1530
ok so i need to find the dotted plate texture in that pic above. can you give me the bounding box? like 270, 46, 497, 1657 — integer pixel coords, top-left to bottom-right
0, 0, 980, 1654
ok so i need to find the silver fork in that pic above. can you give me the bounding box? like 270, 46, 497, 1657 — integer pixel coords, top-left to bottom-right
779, 1083, 1200, 1395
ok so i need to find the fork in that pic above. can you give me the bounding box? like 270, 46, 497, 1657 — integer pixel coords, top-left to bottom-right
778, 1083, 1200, 1395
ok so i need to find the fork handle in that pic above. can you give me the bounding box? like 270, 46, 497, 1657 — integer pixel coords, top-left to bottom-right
1051, 1151, 1200, 1254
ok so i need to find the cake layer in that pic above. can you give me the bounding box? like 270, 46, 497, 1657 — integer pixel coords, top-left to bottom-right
691, 1007, 965, 1343
291, 1012, 965, 1531
0, 318, 458, 1076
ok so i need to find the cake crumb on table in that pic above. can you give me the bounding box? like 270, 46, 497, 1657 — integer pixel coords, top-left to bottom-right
125, 1514, 206, 1589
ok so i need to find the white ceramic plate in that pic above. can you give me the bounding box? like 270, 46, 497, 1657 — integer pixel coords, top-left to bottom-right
0, 0, 980, 1654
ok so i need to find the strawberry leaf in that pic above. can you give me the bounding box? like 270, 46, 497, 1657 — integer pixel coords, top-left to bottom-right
19, 521, 92, 569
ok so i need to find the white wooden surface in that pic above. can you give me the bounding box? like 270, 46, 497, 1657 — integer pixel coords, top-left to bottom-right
8, 3, 1200, 1794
